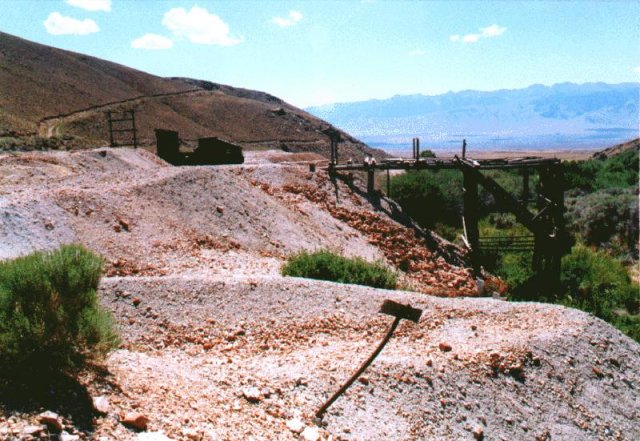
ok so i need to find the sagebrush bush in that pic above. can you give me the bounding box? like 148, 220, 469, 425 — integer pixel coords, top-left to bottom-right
389, 169, 463, 229
565, 188, 638, 258
282, 250, 397, 289
556, 244, 639, 340
0, 245, 119, 376
389, 168, 533, 235
560, 244, 639, 326
564, 148, 639, 192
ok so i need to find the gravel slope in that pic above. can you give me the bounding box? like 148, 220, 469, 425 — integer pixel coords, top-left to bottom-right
0, 147, 638, 440
92, 276, 640, 440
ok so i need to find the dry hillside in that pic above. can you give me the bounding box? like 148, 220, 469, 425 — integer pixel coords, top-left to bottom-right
0, 147, 638, 441
0, 32, 383, 161
592, 137, 640, 159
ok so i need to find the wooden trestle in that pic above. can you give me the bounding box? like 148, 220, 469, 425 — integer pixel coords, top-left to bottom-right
329, 150, 570, 287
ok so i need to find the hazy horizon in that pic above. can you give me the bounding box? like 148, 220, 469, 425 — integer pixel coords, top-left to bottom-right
0, 0, 638, 108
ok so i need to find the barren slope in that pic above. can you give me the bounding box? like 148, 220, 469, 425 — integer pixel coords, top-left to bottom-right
0, 148, 638, 441
0, 32, 193, 134
0, 32, 384, 161
592, 137, 640, 159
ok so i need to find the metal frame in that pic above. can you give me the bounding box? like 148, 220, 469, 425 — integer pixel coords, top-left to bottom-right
106, 109, 138, 148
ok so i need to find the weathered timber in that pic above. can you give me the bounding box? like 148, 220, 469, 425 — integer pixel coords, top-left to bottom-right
457, 157, 547, 237
328, 138, 569, 287
462, 167, 480, 265
332, 156, 559, 172
154, 129, 244, 166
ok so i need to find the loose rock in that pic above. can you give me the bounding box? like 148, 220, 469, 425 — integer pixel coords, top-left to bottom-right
121, 412, 150, 430
286, 417, 305, 434
300, 426, 321, 441
242, 387, 263, 403
22, 425, 45, 437
93, 395, 110, 415
60, 431, 81, 441
38, 411, 63, 432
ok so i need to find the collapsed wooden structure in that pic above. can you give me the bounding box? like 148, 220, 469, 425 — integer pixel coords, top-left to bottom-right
329, 139, 570, 285
154, 129, 244, 166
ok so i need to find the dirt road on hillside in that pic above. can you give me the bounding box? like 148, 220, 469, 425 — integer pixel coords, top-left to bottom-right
37, 89, 204, 138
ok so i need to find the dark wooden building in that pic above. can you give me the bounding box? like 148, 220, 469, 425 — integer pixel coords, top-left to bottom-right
154, 129, 244, 166
192, 137, 244, 165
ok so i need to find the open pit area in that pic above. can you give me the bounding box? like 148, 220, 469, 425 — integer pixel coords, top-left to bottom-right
0, 148, 638, 440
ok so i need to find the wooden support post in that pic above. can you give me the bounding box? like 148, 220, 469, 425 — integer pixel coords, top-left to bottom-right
131, 110, 138, 149
463, 169, 479, 269
323, 128, 341, 167
107, 111, 115, 147
367, 167, 375, 194
548, 163, 565, 288
521, 168, 530, 202
532, 163, 566, 291
330, 138, 335, 164
386, 165, 391, 196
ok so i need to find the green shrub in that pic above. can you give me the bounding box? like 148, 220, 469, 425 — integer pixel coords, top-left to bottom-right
389, 168, 532, 236
475, 216, 535, 292
565, 188, 638, 258
282, 250, 397, 289
563, 159, 602, 192
0, 245, 119, 376
390, 169, 463, 229
556, 244, 639, 340
564, 148, 639, 192
596, 148, 640, 189
560, 244, 639, 318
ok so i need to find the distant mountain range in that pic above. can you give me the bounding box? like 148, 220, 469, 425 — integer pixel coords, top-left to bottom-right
306, 83, 639, 152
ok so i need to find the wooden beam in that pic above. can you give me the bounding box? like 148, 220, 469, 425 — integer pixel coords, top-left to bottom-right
458, 158, 544, 236
367, 168, 375, 194
462, 169, 479, 252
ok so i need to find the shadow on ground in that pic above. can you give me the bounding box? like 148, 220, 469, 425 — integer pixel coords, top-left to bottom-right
0, 363, 119, 434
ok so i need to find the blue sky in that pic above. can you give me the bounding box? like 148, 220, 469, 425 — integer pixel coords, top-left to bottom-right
1, 0, 638, 107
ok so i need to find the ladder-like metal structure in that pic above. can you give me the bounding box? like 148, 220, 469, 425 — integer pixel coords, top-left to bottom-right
106, 109, 138, 148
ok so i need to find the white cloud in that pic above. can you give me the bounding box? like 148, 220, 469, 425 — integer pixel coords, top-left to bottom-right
633, 66, 640, 74
272, 10, 303, 27
481, 24, 507, 38
408, 49, 426, 56
162, 6, 243, 46
131, 33, 173, 50
451, 24, 507, 44
462, 34, 481, 43
65, 0, 111, 12
44, 12, 99, 35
